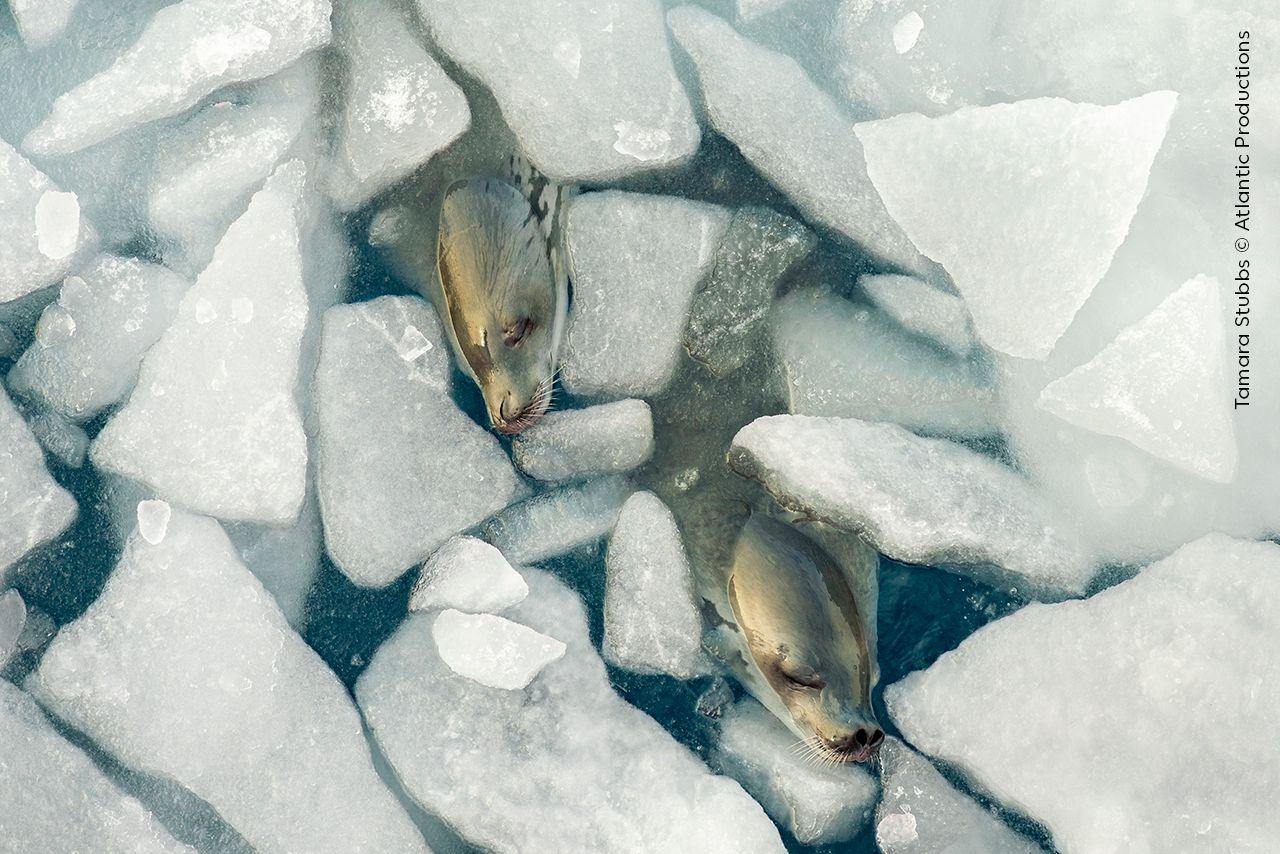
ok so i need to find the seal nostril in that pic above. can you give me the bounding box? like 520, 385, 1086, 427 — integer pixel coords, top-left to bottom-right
869, 728, 884, 748
854, 728, 869, 747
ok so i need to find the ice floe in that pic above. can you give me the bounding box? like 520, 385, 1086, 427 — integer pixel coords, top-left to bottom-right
91, 161, 311, 525
562, 191, 730, 398
409, 536, 529, 614
482, 476, 630, 566
417, 0, 698, 181
887, 534, 1280, 853
315, 295, 519, 586
854, 91, 1177, 359
27, 509, 426, 854
512, 399, 654, 482
603, 491, 706, 680
432, 608, 565, 690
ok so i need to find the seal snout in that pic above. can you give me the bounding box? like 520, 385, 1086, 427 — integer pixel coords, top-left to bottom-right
822, 725, 885, 763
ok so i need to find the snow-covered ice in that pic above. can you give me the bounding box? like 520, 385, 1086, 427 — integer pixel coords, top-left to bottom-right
0, 138, 96, 304
8, 255, 189, 422
772, 289, 999, 439
887, 534, 1280, 853
23, 0, 333, 157
562, 191, 730, 398
148, 61, 319, 276
482, 476, 630, 566
432, 608, 566, 690
91, 161, 310, 524
358, 567, 785, 853
0, 386, 77, 585
729, 415, 1095, 598
667, 6, 932, 277
409, 536, 529, 614
9, 0, 82, 49
859, 273, 977, 358
854, 91, 1177, 359
876, 737, 1042, 854
27, 509, 426, 854
715, 698, 878, 845
603, 491, 706, 680
315, 296, 519, 587
329, 0, 469, 210
0, 681, 194, 854
1037, 275, 1236, 483
417, 0, 698, 181
683, 207, 815, 377
512, 399, 654, 482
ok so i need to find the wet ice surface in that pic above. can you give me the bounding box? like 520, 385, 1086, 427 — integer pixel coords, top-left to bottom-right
0, 1, 1276, 852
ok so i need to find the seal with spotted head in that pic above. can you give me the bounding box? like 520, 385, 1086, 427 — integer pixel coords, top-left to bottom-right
434, 159, 570, 434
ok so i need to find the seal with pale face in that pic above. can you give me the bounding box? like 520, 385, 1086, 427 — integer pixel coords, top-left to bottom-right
434, 161, 569, 434
709, 512, 883, 764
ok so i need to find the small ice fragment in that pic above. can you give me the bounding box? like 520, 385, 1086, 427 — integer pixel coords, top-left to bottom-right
194, 299, 216, 324
34, 304, 77, 346
892, 12, 925, 54
431, 609, 566, 690
877, 811, 919, 846
136, 500, 172, 545
613, 121, 673, 162
395, 325, 433, 361
553, 38, 582, 77
409, 537, 529, 614
35, 191, 81, 260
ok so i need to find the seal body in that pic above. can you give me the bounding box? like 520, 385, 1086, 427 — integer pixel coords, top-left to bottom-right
434, 159, 570, 434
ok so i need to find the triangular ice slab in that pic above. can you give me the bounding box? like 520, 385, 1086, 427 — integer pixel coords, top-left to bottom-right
1038, 275, 1238, 483
854, 91, 1176, 359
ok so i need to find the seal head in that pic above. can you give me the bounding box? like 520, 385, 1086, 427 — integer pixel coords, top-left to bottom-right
726, 513, 883, 763
436, 177, 564, 434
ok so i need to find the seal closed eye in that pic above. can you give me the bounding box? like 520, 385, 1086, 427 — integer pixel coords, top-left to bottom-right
435, 165, 569, 434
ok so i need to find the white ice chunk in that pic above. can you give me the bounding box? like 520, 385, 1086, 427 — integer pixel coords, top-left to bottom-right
887, 534, 1280, 853
0, 387, 77, 585
358, 567, 785, 853
10, 0, 82, 48
854, 92, 1177, 359
409, 536, 528, 614
667, 6, 930, 276
562, 191, 731, 398
315, 296, 519, 587
876, 737, 1041, 853
859, 273, 977, 358
0, 681, 193, 853
135, 499, 171, 545
729, 415, 1095, 598
8, 255, 189, 422
772, 289, 998, 439
1037, 275, 1237, 483
716, 699, 878, 845
148, 62, 318, 276
20, 402, 89, 468
91, 161, 310, 525
417, 0, 698, 181
512, 399, 654, 482
24, 0, 333, 156
0, 589, 26, 670
27, 509, 426, 854
0, 138, 96, 303
603, 492, 705, 680
482, 476, 630, 566
892, 11, 925, 54
225, 488, 324, 629
329, 0, 470, 210
432, 609, 565, 690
